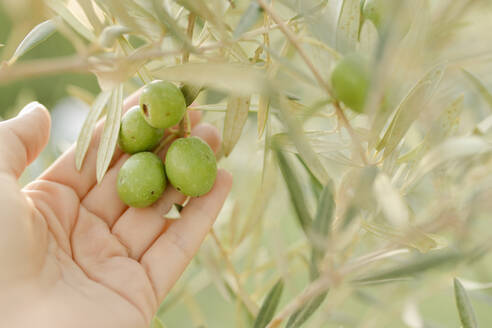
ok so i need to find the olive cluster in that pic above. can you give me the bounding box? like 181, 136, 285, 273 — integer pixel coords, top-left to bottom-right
116, 80, 217, 208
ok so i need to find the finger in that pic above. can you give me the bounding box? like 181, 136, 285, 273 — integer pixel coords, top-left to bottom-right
38, 91, 141, 198
0, 102, 51, 178
110, 123, 220, 260
140, 169, 232, 301
81, 111, 204, 227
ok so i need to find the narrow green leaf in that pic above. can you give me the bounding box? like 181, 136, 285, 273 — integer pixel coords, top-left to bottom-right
75, 91, 111, 171
354, 250, 464, 283
377, 63, 446, 156
257, 94, 270, 138
152, 0, 195, 51
233, 2, 263, 39
276, 96, 330, 186
96, 85, 123, 183
310, 181, 335, 278
336, 0, 361, 54
223, 96, 251, 156
9, 20, 56, 65
99, 25, 131, 48
295, 154, 323, 199
150, 316, 167, 328
253, 280, 284, 328
275, 147, 312, 232
462, 69, 492, 112
454, 278, 478, 328
180, 84, 203, 107
286, 292, 327, 328
45, 0, 96, 41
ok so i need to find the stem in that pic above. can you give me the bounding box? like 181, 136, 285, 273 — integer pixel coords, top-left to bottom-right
153, 133, 178, 154
210, 229, 259, 316
257, 0, 368, 165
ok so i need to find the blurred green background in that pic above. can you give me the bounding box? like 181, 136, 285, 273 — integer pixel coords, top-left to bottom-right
1, 1, 492, 327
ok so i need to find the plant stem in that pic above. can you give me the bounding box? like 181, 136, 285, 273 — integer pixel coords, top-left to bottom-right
257, 0, 368, 165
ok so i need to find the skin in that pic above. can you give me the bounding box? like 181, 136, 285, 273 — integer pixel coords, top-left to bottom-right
0, 92, 231, 328
165, 137, 217, 197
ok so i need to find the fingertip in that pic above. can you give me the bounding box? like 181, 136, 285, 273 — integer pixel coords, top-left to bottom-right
215, 169, 233, 191
187, 110, 202, 126
191, 123, 221, 154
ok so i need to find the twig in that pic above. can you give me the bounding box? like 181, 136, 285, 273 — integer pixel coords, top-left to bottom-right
257, 0, 368, 165
210, 229, 259, 316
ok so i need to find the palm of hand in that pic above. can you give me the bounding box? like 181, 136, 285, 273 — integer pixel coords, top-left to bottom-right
0, 95, 231, 328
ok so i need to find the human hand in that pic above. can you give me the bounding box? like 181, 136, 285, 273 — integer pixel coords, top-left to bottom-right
0, 92, 232, 328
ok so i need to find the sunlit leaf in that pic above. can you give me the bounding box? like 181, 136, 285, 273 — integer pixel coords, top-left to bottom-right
75, 91, 111, 171
234, 2, 263, 39
406, 136, 492, 190
96, 85, 123, 183
462, 69, 492, 112
373, 172, 409, 227
9, 20, 56, 65
257, 94, 270, 138
223, 96, 251, 156
336, 0, 361, 54
253, 280, 284, 328
46, 0, 96, 41
454, 278, 478, 328
286, 292, 327, 328
377, 63, 446, 156
153, 63, 268, 96
152, 0, 195, 51
99, 25, 131, 49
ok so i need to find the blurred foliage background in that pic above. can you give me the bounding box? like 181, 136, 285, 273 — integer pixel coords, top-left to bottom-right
1, 0, 492, 327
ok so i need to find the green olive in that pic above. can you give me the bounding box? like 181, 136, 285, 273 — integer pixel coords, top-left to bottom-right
331, 53, 370, 113
118, 106, 164, 154
362, 0, 411, 36
117, 152, 166, 208
140, 80, 187, 129
165, 137, 217, 197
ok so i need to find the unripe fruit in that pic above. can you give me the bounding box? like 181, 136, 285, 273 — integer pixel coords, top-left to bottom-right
117, 152, 166, 208
140, 80, 187, 129
118, 106, 164, 154
331, 54, 370, 113
165, 137, 217, 197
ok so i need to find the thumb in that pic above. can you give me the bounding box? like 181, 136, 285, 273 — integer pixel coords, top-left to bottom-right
0, 102, 51, 178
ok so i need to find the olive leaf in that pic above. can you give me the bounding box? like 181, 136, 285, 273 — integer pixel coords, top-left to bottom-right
45, 0, 96, 42
257, 94, 270, 138
336, 0, 361, 54
233, 2, 263, 39
223, 96, 250, 156
153, 63, 268, 96
99, 25, 131, 49
180, 84, 203, 107
275, 147, 312, 233
377, 63, 446, 156
96, 85, 123, 183
454, 278, 478, 328
75, 90, 111, 171
310, 181, 335, 277
462, 69, 492, 112
152, 0, 196, 51
9, 20, 57, 65
76, 0, 103, 33
286, 292, 327, 328
405, 136, 492, 191
353, 250, 464, 283
253, 280, 284, 328
373, 172, 409, 227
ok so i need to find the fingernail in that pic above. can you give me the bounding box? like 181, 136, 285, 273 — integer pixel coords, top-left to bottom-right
19, 101, 45, 116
